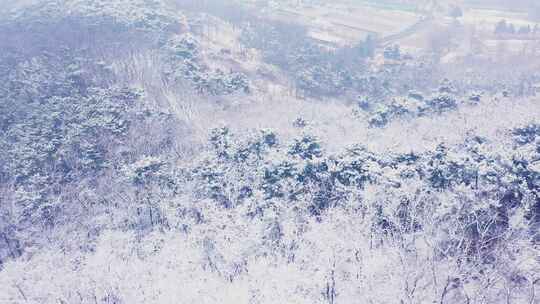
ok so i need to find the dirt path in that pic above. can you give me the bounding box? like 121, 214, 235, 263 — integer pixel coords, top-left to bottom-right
378, 16, 433, 46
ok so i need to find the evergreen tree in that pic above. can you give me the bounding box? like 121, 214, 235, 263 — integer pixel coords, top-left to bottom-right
494, 19, 508, 35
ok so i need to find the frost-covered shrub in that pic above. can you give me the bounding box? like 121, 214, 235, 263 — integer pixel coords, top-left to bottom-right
292, 117, 308, 128
262, 161, 297, 199
424, 93, 458, 113
332, 146, 380, 188
0, 19, 186, 260
163, 34, 250, 95
388, 97, 419, 115
383, 44, 401, 60
165, 33, 200, 60
124, 156, 167, 186
357, 95, 372, 111
512, 123, 540, 145
209, 127, 234, 159
469, 91, 483, 103
193, 128, 280, 207
423, 144, 478, 190
438, 78, 458, 94
288, 135, 323, 160
191, 131, 383, 216
295, 64, 347, 96
10, 0, 186, 33
368, 104, 391, 127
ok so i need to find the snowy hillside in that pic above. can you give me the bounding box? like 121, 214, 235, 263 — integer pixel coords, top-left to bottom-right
0, 1, 539, 303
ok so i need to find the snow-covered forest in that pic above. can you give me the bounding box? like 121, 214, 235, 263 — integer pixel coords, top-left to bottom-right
0, 0, 539, 303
